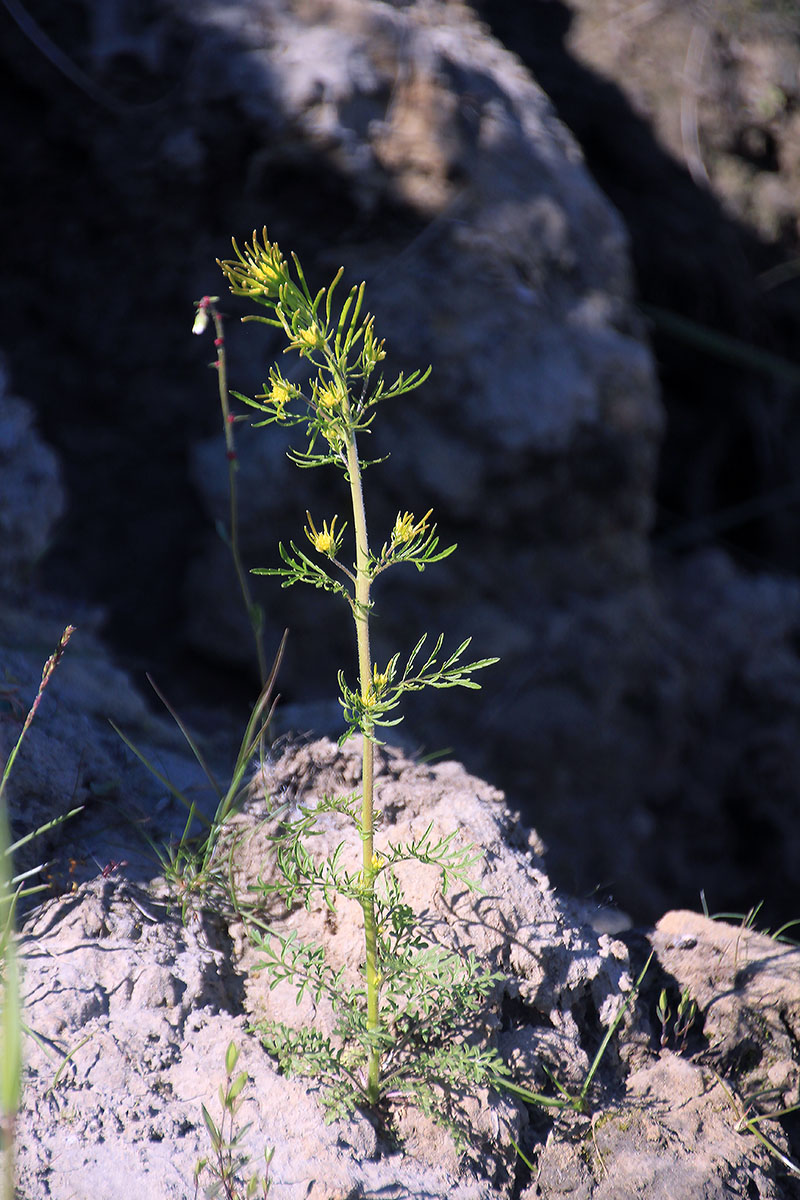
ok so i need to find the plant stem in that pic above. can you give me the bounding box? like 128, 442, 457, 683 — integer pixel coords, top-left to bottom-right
0, 626, 74, 802
343, 422, 380, 1105
211, 304, 267, 687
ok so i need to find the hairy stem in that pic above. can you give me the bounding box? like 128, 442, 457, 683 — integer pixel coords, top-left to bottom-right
343, 420, 380, 1104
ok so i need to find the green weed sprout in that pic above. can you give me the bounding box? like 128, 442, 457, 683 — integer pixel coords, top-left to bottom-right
657, 985, 698, 1054
195, 1040, 273, 1200
210, 230, 498, 1112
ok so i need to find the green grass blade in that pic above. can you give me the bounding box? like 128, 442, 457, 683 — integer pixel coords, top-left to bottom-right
110, 722, 213, 830
643, 303, 800, 386
145, 674, 223, 799
8, 806, 83, 855
579, 950, 654, 1104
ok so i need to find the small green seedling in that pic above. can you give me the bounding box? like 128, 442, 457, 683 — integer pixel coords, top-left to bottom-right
656, 985, 698, 1054
195, 1040, 273, 1200
701, 891, 800, 947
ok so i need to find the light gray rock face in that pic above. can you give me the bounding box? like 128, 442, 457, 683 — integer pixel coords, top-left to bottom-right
234, 737, 631, 1106
8, 738, 799, 1199
0, 361, 64, 586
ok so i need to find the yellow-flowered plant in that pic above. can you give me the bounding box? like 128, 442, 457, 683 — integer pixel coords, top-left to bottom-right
195, 230, 502, 1125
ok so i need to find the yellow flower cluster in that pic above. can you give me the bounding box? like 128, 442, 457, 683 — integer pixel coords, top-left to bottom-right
241, 233, 284, 287
362, 321, 386, 371
371, 665, 390, 695
244, 256, 282, 290
293, 324, 324, 354
357, 853, 386, 892
391, 509, 432, 546
222, 231, 285, 296
316, 381, 341, 411
267, 377, 294, 418
304, 511, 342, 557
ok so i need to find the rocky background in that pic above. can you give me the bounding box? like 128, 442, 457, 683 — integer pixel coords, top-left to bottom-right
3, 2, 800, 1195
3, 0, 800, 932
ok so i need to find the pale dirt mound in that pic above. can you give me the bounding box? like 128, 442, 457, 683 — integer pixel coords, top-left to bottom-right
8, 736, 800, 1199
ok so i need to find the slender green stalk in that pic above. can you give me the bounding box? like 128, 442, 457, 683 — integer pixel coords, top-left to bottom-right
0, 627, 74, 799
196, 297, 267, 687
342, 421, 380, 1102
